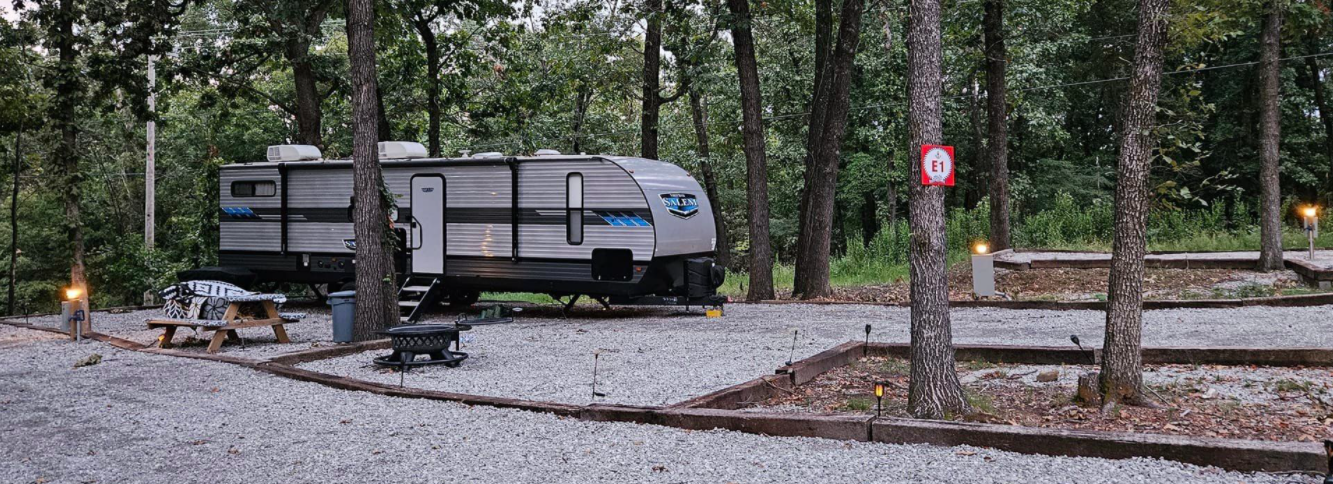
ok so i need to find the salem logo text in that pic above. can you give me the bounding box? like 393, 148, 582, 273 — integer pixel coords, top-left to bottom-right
660, 193, 699, 218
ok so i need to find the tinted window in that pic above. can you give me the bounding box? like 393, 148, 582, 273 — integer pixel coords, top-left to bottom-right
567, 173, 583, 245
231, 181, 276, 197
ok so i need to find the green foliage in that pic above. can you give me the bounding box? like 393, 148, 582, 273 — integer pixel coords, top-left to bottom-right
1, 0, 1331, 312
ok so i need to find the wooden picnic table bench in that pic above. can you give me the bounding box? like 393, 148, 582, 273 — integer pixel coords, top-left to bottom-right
147, 295, 303, 353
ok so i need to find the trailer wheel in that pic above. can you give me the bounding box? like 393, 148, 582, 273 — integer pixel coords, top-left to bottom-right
449, 290, 480, 308
334, 280, 356, 293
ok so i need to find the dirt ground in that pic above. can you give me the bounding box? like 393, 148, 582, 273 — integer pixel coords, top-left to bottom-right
752, 356, 1333, 443
791, 267, 1316, 303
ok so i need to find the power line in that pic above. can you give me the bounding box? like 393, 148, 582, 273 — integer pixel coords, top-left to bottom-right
761, 51, 1333, 123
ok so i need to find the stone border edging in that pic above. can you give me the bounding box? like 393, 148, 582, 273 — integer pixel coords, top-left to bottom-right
3, 321, 1326, 474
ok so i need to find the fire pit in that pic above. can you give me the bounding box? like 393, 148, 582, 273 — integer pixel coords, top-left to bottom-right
373, 323, 471, 369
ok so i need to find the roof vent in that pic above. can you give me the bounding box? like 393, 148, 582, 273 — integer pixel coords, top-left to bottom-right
472, 151, 504, 158
266, 145, 322, 162
534, 149, 561, 156
379, 141, 428, 159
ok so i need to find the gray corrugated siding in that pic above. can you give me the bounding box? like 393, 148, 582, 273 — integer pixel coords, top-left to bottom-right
219, 166, 282, 252
220, 159, 656, 267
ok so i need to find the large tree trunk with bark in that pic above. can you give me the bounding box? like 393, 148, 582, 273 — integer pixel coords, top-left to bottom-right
905, 0, 968, 419
1256, 1, 1284, 272
792, 0, 835, 290
793, 0, 866, 299
1304, 57, 1333, 200
727, 0, 774, 301
1100, 0, 1169, 406
984, 0, 1011, 251
54, 0, 86, 292
286, 36, 324, 148
348, 0, 399, 341
689, 89, 730, 269
415, 17, 442, 157
641, 0, 664, 160
9, 128, 20, 315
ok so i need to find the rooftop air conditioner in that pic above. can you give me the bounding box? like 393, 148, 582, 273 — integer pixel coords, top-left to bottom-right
534, 149, 562, 156
378, 141, 428, 160
267, 145, 322, 162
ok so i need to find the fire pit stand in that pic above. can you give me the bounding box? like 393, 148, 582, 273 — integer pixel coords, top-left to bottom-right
373, 323, 471, 370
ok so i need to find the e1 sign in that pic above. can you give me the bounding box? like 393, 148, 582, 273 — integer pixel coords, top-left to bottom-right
920, 144, 955, 186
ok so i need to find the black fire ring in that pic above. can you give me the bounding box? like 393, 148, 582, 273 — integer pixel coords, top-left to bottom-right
373, 323, 471, 369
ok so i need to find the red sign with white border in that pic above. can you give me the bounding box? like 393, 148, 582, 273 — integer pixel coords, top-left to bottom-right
920, 144, 955, 186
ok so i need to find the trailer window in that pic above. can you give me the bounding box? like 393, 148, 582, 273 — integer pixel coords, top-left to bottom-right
231, 180, 276, 197
567, 173, 583, 245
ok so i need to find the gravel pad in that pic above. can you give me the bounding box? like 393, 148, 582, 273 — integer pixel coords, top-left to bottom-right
299, 303, 1333, 406
0, 336, 1314, 484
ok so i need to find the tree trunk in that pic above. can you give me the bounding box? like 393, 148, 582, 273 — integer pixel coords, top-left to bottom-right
984, 0, 1011, 251
573, 87, 590, 154
348, 0, 399, 341
8, 128, 19, 315
1100, 0, 1169, 407
905, 0, 968, 419
55, 0, 86, 293
689, 89, 730, 269
286, 37, 324, 148
415, 17, 442, 157
376, 85, 392, 141
792, 0, 835, 291
1256, 1, 1284, 272
1304, 57, 1333, 199
887, 155, 898, 237
727, 0, 774, 301
860, 190, 878, 248
794, 0, 867, 299
640, 0, 664, 160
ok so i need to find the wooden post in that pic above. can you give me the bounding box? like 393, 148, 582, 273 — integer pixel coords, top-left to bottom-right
143, 55, 156, 306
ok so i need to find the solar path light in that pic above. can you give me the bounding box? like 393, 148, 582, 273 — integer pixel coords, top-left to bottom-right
874, 382, 885, 417
971, 242, 995, 298
1303, 206, 1320, 261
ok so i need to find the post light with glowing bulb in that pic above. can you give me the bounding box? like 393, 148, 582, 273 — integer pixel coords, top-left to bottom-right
971, 241, 996, 298
60, 285, 91, 340
1302, 205, 1320, 261
874, 382, 885, 417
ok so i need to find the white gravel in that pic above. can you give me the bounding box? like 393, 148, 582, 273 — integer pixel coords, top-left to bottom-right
11, 303, 1333, 407
296, 303, 1333, 407
1000, 249, 1333, 269
0, 331, 1315, 484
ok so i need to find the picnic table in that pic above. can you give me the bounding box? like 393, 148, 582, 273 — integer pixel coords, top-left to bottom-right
147, 293, 302, 353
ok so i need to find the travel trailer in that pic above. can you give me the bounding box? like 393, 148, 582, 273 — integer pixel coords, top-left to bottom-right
214, 142, 726, 321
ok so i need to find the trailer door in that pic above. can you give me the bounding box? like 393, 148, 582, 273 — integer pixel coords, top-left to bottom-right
410, 175, 446, 275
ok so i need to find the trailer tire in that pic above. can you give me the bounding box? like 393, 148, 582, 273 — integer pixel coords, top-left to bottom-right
449, 290, 480, 308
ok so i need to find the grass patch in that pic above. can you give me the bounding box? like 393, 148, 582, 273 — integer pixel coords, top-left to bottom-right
480, 292, 558, 304
840, 396, 877, 412
964, 389, 997, 415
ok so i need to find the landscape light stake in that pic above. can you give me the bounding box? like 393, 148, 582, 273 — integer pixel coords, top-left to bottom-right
1070, 335, 1096, 365
785, 330, 799, 366
874, 382, 885, 418
592, 353, 606, 399
1303, 206, 1320, 260
864, 324, 872, 356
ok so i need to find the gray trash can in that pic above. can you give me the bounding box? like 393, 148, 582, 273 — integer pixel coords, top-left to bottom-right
328, 290, 356, 343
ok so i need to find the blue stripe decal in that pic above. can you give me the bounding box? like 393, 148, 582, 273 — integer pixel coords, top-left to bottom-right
222, 207, 260, 219
596, 211, 650, 227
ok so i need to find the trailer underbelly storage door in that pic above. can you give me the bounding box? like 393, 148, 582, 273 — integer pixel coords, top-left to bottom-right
411, 175, 446, 275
